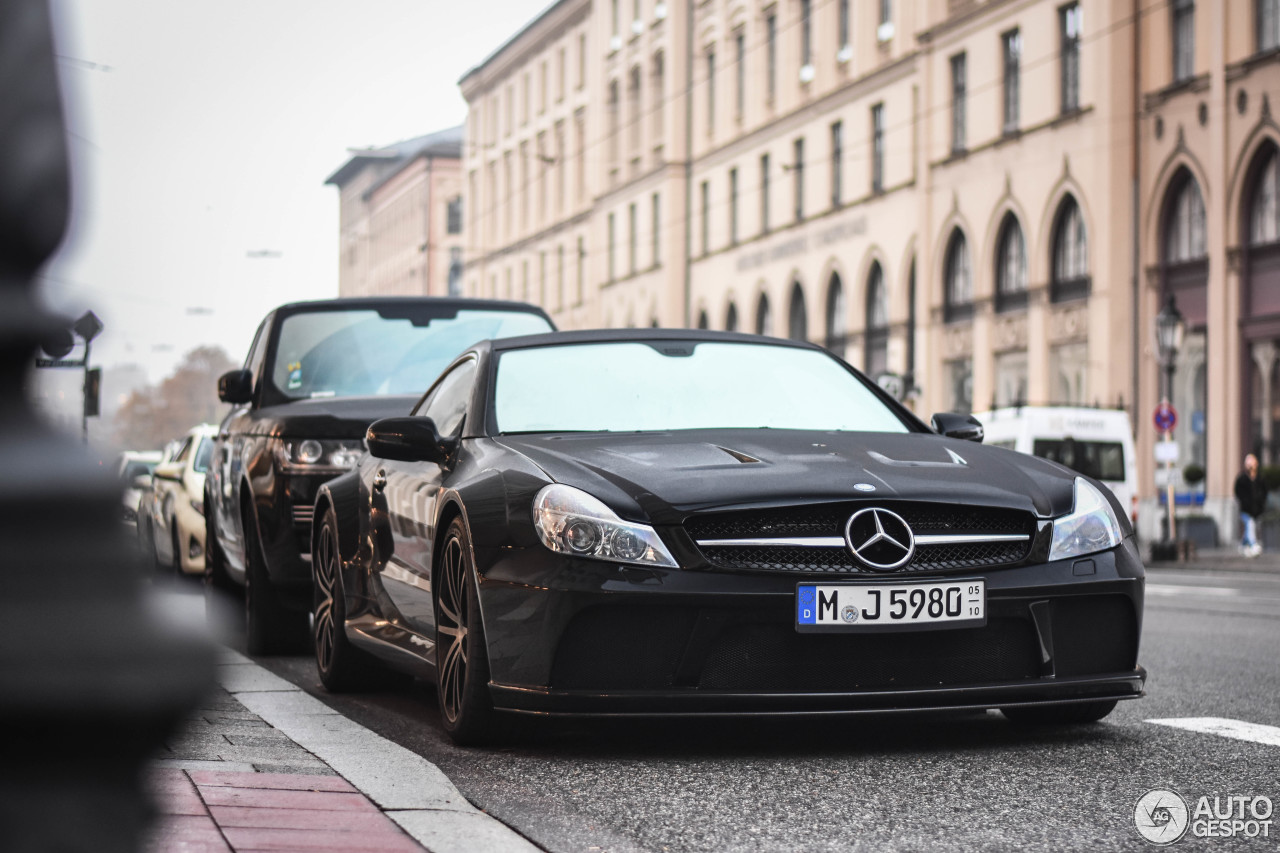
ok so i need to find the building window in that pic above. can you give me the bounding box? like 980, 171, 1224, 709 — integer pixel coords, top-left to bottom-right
539, 61, 548, 114
729, 167, 739, 245
830, 121, 843, 208
608, 80, 620, 175
767, 14, 778, 104
871, 103, 884, 193
865, 263, 889, 379
944, 229, 973, 322
446, 196, 463, 234
558, 46, 566, 101
700, 180, 711, 255
607, 213, 617, 281
1051, 195, 1090, 302
1060, 4, 1081, 113
880, 0, 892, 28
652, 52, 665, 140
725, 301, 739, 331
1173, 0, 1195, 83
1248, 146, 1279, 245
1002, 29, 1021, 134
629, 202, 638, 275
652, 192, 661, 266
800, 0, 813, 71
557, 244, 565, 309
950, 53, 967, 154
1051, 342, 1088, 405
995, 214, 1028, 313
576, 236, 585, 303
825, 273, 846, 358
629, 66, 642, 158
447, 248, 463, 297
994, 351, 1029, 409
757, 293, 773, 336
1165, 175, 1207, 263
611, 0, 620, 39
761, 153, 771, 234
793, 137, 805, 223
579, 32, 587, 89
706, 48, 716, 136
838, 0, 850, 54
697, 310, 709, 330
788, 283, 807, 341
1261, 0, 1280, 52
539, 251, 547, 303
735, 31, 746, 120
947, 358, 973, 415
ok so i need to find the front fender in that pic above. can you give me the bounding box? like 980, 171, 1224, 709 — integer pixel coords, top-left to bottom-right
316, 469, 363, 565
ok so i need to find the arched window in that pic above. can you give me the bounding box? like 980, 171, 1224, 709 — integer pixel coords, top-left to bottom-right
824, 273, 846, 358
756, 293, 772, 336
787, 282, 807, 341
1051, 195, 1089, 302
995, 214, 1027, 312
725, 301, 739, 332
865, 262, 889, 379
696, 310, 709, 329
943, 229, 972, 322
1250, 146, 1279, 247
1164, 174, 1207, 264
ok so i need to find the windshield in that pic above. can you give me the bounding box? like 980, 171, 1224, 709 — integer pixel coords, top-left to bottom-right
494, 341, 911, 434
1032, 438, 1126, 482
269, 308, 551, 401
193, 438, 214, 474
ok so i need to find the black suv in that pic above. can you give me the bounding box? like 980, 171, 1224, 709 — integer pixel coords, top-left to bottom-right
205, 297, 554, 654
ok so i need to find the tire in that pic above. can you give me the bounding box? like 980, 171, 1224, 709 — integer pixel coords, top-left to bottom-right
204, 491, 240, 623
1001, 699, 1118, 725
434, 516, 496, 746
171, 524, 183, 579
313, 508, 397, 691
243, 508, 306, 656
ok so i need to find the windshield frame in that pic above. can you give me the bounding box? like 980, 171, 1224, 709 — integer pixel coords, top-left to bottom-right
481, 334, 927, 438
257, 298, 554, 408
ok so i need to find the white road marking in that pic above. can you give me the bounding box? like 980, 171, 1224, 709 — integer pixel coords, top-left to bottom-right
1147, 717, 1280, 748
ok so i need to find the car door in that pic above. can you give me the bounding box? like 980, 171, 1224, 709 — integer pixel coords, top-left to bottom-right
213, 315, 271, 572
155, 437, 193, 564
377, 357, 477, 635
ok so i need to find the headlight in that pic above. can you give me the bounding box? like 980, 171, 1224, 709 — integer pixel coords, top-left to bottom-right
274, 439, 364, 469
1048, 477, 1123, 561
533, 484, 678, 568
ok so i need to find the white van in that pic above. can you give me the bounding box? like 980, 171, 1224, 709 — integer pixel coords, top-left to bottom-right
972, 407, 1139, 525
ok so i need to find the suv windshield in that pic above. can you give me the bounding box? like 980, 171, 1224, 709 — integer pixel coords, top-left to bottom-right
494, 341, 911, 434
269, 307, 551, 401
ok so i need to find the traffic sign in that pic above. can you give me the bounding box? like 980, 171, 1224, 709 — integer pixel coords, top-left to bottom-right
1154, 402, 1177, 432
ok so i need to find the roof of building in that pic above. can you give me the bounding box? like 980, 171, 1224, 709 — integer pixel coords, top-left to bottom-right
324, 125, 463, 189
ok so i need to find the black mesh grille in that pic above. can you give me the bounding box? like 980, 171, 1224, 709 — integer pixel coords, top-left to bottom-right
687, 501, 1034, 575
698, 617, 1041, 691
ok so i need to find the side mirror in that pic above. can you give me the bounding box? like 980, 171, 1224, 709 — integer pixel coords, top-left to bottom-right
218, 369, 254, 404
366, 417, 452, 464
130, 474, 151, 490
931, 412, 985, 443
153, 462, 184, 482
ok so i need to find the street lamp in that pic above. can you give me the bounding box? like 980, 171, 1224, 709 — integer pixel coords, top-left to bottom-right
1154, 293, 1185, 553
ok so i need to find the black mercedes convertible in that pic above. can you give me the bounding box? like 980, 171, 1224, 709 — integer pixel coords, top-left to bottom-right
311, 329, 1145, 744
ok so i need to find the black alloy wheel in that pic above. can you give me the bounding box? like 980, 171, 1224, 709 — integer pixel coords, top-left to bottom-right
434, 516, 495, 745
1001, 699, 1118, 725
243, 508, 305, 656
313, 508, 395, 692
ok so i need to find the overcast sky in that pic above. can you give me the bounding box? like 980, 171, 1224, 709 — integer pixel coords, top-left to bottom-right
41, 0, 547, 387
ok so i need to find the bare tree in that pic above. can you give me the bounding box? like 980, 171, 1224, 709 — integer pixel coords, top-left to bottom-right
113, 345, 235, 449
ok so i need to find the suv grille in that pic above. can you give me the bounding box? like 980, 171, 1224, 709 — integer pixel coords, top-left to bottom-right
686, 501, 1035, 575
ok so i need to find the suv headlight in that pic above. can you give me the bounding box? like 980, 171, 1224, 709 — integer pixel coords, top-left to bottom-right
274, 439, 364, 469
1048, 477, 1123, 561
533, 484, 678, 568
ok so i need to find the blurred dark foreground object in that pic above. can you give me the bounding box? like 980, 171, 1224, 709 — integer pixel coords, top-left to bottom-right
0, 3, 214, 852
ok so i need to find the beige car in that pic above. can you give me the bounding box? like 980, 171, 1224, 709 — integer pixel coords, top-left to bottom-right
143, 424, 218, 577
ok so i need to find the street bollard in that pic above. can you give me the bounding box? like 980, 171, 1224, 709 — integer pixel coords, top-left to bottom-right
0, 3, 215, 852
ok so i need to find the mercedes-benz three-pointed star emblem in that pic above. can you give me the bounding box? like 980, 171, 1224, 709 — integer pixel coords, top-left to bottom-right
844, 508, 916, 571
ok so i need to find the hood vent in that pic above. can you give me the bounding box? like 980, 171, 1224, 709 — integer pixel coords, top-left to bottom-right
716, 446, 761, 464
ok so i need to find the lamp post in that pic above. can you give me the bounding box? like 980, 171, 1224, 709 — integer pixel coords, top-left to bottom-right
1154, 293, 1185, 549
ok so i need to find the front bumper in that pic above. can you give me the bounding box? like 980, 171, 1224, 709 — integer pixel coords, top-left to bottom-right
475, 537, 1146, 716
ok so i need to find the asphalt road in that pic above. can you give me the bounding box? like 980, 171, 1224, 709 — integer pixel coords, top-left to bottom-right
225, 566, 1280, 852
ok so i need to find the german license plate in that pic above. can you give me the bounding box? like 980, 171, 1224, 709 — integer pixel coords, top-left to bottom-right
796, 579, 985, 632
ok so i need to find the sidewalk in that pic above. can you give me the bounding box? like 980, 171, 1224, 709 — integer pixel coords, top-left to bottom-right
1145, 545, 1280, 574
145, 649, 539, 853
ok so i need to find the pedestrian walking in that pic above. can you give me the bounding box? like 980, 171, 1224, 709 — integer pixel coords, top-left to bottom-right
1233, 453, 1268, 557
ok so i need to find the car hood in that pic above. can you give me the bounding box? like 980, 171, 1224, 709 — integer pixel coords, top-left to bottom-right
247, 395, 418, 439
497, 429, 1079, 524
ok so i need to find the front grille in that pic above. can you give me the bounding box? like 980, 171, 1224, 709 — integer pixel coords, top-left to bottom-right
687, 501, 1034, 575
